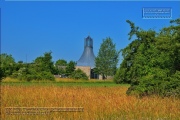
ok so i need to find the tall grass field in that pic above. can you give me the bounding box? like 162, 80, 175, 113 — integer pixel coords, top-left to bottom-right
1, 78, 180, 120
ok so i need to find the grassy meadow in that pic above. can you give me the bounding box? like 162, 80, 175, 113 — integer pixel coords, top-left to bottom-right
1, 78, 180, 120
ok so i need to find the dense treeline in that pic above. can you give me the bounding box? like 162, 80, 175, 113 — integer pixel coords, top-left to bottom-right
114, 18, 180, 97
0, 52, 88, 81
0, 38, 120, 81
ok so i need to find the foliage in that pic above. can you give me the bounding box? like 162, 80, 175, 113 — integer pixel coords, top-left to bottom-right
0, 68, 5, 81
0, 52, 80, 81
114, 18, 180, 97
95, 37, 120, 79
55, 59, 67, 75
0, 53, 16, 77
65, 61, 76, 77
9, 52, 55, 81
55, 59, 67, 66
70, 68, 88, 80
33, 51, 56, 74
11, 64, 55, 81
126, 71, 180, 98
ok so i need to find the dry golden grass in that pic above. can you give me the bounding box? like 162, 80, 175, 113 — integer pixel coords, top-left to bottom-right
2, 77, 21, 82
2, 77, 113, 83
55, 77, 113, 82
1, 85, 180, 120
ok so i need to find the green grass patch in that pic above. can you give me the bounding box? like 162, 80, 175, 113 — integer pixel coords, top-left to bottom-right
1, 77, 130, 87
1, 82, 129, 87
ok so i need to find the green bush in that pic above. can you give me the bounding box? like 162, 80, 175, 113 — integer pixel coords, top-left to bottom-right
41, 71, 55, 81
11, 70, 55, 81
114, 67, 130, 84
70, 69, 88, 80
115, 18, 180, 98
126, 71, 180, 97
0, 68, 5, 81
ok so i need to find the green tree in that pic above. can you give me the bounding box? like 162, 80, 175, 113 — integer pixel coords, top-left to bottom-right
114, 18, 180, 97
114, 27, 156, 84
55, 59, 67, 66
11, 52, 55, 81
34, 52, 55, 73
55, 59, 67, 75
0, 53, 16, 77
65, 61, 75, 77
95, 37, 120, 79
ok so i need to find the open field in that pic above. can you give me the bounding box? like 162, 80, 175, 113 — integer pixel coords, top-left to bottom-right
1, 77, 124, 87
1, 79, 180, 119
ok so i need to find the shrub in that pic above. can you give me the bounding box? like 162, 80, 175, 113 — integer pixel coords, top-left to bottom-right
126, 71, 180, 98
11, 71, 55, 81
41, 71, 55, 81
70, 69, 88, 80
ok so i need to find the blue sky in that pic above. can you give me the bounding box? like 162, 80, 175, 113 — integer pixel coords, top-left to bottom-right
1, 1, 180, 65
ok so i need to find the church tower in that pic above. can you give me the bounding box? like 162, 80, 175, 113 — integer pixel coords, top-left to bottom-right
76, 36, 98, 79
77, 36, 96, 68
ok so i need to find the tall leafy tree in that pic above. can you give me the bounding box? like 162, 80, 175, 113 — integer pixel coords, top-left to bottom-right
33, 51, 56, 74
65, 61, 75, 77
114, 23, 156, 84
95, 37, 120, 79
55, 59, 67, 75
0, 53, 16, 77
114, 18, 180, 97
55, 59, 67, 66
